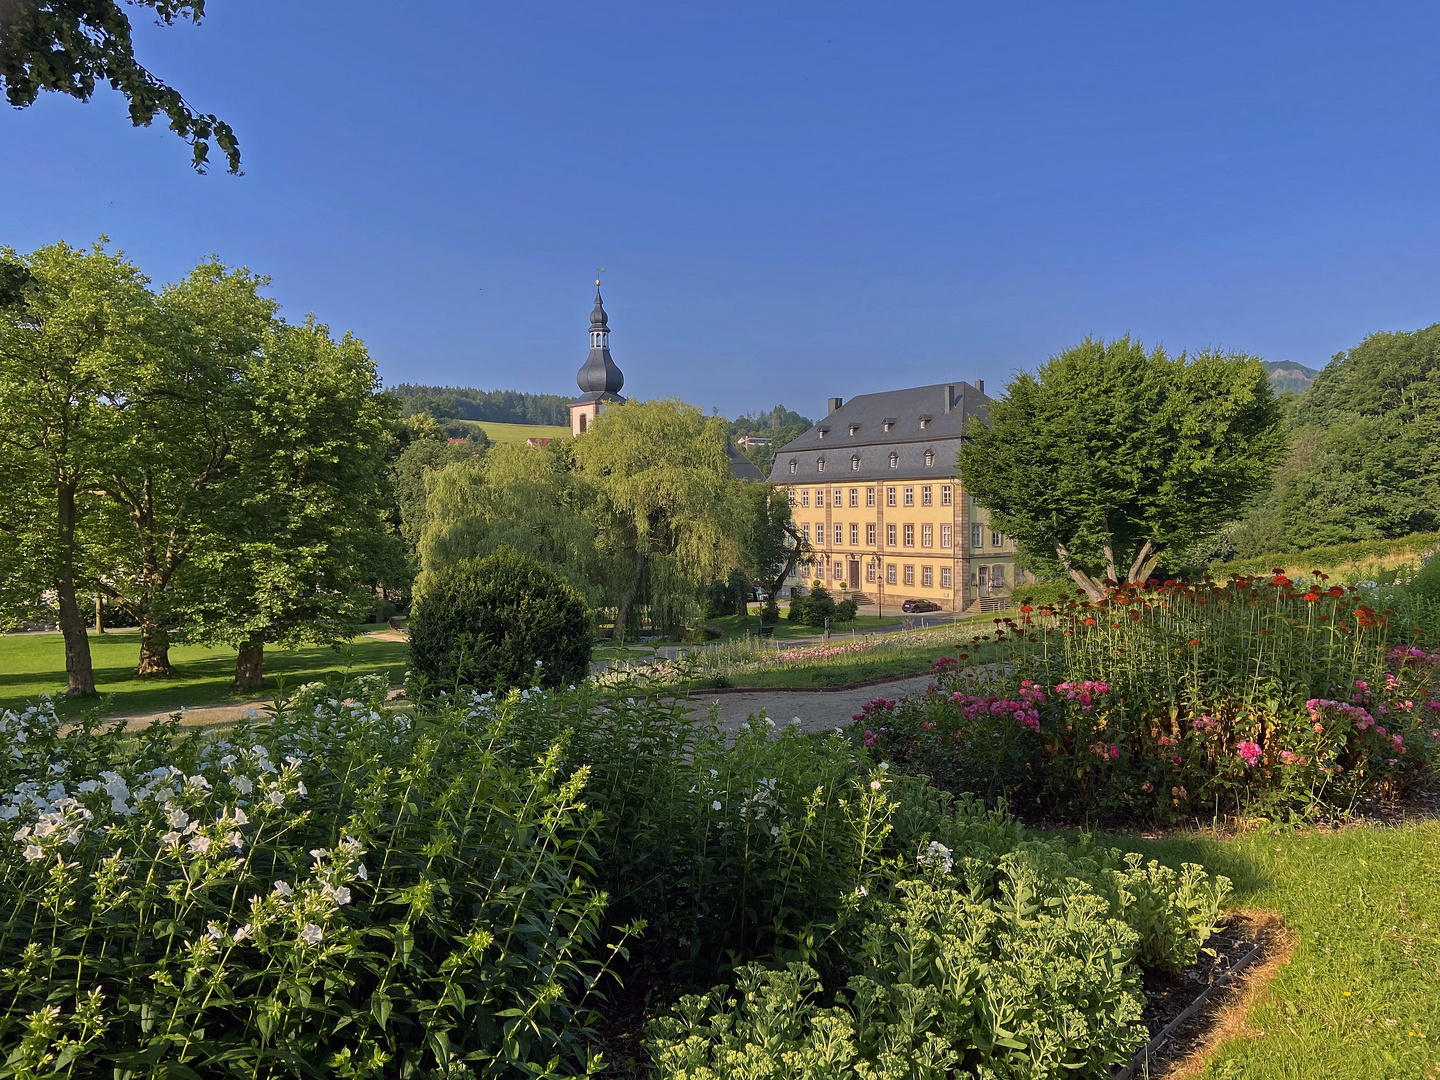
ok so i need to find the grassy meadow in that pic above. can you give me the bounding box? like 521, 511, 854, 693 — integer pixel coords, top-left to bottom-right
447, 418, 572, 444
0, 631, 409, 719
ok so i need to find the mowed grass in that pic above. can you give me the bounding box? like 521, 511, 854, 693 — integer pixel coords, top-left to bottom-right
1075, 821, 1440, 1079
446, 419, 572, 445
702, 611, 906, 641
0, 631, 410, 720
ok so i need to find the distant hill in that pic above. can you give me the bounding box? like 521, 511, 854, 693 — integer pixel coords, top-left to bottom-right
389, 384, 571, 426
1261, 361, 1322, 395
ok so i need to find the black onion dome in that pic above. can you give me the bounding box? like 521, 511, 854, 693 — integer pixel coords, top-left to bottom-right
576, 283, 624, 395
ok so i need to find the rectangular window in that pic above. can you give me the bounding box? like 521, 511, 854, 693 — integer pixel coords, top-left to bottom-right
921, 485, 932, 507
801, 523, 810, 541
866, 487, 876, 507
941, 485, 952, 506
972, 523, 983, 547
1015, 568, 1025, 585
921, 524, 933, 547
787, 488, 796, 506
834, 489, 843, 508
903, 524, 915, 546
886, 523, 897, 545
992, 564, 1006, 586
788, 563, 798, 579
992, 531, 1002, 547
849, 488, 858, 507
849, 523, 859, 545
940, 566, 952, 588
903, 565, 915, 585
866, 563, 876, 583
903, 486, 914, 507
867, 523, 877, 545
940, 525, 952, 548
834, 561, 843, 580
834, 523, 843, 545
887, 487, 897, 507
922, 565, 933, 587
887, 564, 897, 585
817, 522, 825, 542
800, 491, 809, 507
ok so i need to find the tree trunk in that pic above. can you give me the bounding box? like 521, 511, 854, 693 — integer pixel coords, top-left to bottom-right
233, 636, 265, 691
94, 593, 104, 634
1051, 536, 1106, 602
55, 480, 96, 696
612, 552, 649, 640
135, 621, 174, 677
1126, 539, 1163, 584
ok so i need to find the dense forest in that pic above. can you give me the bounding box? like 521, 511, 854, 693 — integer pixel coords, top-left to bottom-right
1228, 323, 1440, 556
389, 384, 573, 426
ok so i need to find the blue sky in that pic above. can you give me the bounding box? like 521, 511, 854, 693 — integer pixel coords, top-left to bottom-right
4, 1, 1438, 420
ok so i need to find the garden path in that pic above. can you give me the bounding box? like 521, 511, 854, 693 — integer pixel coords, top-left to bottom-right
685, 674, 935, 735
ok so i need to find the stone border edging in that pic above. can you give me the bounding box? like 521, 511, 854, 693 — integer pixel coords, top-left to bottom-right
1113, 939, 1264, 1080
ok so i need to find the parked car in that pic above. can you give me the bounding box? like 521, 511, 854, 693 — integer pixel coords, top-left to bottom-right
901, 598, 942, 613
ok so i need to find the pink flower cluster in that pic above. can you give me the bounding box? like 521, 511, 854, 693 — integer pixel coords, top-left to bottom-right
853, 697, 896, 723
1237, 740, 1262, 767
931, 656, 960, 674
950, 692, 1041, 733
1387, 645, 1440, 668
1305, 698, 1376, 731
1054, 680, 1111, 712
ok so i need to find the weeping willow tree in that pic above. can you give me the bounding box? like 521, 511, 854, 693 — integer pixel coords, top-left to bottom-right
415, 441, 615, 606
573, 398, 743, 639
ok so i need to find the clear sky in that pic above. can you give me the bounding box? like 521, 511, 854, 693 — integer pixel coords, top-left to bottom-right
4, 1, 1438, 420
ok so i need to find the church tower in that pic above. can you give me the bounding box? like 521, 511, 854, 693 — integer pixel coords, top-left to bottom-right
568, 281, 626, 436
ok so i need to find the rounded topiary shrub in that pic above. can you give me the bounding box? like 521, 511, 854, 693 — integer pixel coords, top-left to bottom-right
409, 547, 592, 695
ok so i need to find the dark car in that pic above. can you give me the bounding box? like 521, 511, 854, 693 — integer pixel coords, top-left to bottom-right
901, 598, 942, 613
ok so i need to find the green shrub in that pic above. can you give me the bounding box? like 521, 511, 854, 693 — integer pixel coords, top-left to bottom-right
760, 597, 781, 625
833, 597, 859, 623
788, 586, 836, 627
408, 545, 591, 694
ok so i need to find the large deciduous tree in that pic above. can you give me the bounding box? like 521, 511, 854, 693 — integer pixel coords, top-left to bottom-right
959, 337, 1285, 600
735, 483, 811, 605
90, 260, 275, 675
0, 241, 154, 695
572, 399, 740, 638
175, 317, 407, 689
0, 0, 240, 171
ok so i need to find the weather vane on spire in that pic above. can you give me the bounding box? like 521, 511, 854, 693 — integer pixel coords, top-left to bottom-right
596, 267, 606, 287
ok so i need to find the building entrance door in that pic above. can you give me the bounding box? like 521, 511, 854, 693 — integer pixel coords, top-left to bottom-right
849, 560, 860, 589
978, 565, 990, 598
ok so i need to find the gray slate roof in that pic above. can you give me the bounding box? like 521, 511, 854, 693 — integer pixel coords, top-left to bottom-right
728, 442, 766, 481
767, 381, 990, 484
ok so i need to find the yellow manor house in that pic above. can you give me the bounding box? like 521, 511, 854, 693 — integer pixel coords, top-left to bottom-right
766, 382, 1026, 613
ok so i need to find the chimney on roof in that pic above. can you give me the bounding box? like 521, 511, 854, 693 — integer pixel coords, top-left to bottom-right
944, 384, 958, 413
827, 396, 843, 415
975, 379, 985, 396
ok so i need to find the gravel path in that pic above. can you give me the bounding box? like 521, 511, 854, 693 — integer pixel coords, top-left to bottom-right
684, 675, 935, 735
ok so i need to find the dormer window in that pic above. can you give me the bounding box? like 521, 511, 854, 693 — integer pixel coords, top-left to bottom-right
817, 457, 826, 473
789, 459, 798, 475
919, 415, 932, 429
888, 451, 899, 469
924, 449, 934, 467
848, 424, 859, 436
817, 427, 829, 440
851, 454, 860, 471
882, 418, 895, 432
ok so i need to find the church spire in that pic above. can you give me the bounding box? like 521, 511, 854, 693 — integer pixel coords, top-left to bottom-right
576, 279, 624, 396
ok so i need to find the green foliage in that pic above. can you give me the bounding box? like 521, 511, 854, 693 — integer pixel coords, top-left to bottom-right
0, 686, 624, 1077
871, 576, 1440, 824
728, 405, 813, 470
1211, 529, 1440, 580
735, 483, 811, 602
0, 1, 240, 172
389, 383, 572, 426
409, 547, 591, 695
1231, 324, 1440, 554
788, 586, 837, 627
958, 337, 1286, 599
834, 598, 859, 623
704, 571, 750, 618
393, 437, 485, 549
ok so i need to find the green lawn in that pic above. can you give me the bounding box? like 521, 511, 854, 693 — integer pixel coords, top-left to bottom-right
702, 611, 905, 642
446, 419, 572, 445
1078, 820, 1440, 1078
0, 631, 410, 719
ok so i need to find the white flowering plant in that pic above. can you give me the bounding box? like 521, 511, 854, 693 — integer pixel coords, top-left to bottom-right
0, 689, 636, 1078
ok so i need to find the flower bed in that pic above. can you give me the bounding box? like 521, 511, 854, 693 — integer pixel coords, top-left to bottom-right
861, 575, 1440, 824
